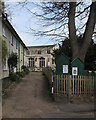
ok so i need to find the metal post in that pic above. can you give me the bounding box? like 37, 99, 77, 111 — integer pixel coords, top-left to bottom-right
51, 64, 54, 94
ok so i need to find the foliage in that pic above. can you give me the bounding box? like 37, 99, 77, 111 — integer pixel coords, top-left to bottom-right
9, 72, 21, 82
2, 40, 8, 60
21, 65, 30, 75
8, 52, 18, 72
85, 43, 96, 71
16, 71, 25, 78
53, 38, 96, 71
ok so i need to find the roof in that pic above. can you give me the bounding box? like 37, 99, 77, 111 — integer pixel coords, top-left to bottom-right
71, 57, 83, 63
56, 53, 70, 60
27, 44, 57, 48
2, 13, 28, 50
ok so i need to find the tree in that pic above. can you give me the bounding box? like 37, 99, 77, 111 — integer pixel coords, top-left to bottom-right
28, 2, 96, 62
53, 38, 96, 71
8, 52, 18, 72
4, 1, 96, 62
85, 43, 96, 71
52, 38, 72, 59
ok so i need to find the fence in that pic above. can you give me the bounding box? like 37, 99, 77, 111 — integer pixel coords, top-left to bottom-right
43, 68, 95, 102
54, 75, 94, 97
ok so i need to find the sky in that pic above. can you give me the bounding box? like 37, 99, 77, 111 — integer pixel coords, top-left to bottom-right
5, 2, 57, 46
4, 1, 96, 46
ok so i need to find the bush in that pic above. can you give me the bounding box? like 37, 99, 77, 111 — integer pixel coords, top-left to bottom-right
21, 65, 30, 75
16, 71, 25, 78
9, 72, 21, 82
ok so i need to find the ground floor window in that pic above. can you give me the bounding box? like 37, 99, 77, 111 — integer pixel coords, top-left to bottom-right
39, 57, 45, 68
3, 58, 7, 70
29, 58, 34, 67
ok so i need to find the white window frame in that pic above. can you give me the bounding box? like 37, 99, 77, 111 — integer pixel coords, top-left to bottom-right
16, 40, 18, 49
2, 27, 6, 37
10, 35, 14, 46
39, 58, 45, 68
29, 58, 34, 67
3, 58, 7, 71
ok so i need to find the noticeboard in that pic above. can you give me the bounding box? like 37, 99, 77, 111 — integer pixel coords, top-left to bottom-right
63, 65, 68, 73
72, 67, 78, 76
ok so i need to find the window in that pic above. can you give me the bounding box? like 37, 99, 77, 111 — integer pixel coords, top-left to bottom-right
10, 35, 14, 46
52, 58, 54, 64
16, 40, 18, 49
47, 50, 50, 54
35, 58, 37, 62
38, 50, 41, 54
3, 58, 7, 70
48, 58, 50, 62
2, 27, 6, 37
29, 58, 34, 67
39, 57, 45, 68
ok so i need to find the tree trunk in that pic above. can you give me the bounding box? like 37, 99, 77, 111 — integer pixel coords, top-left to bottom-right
69, 2, 96, 62
68, 2, 78, 60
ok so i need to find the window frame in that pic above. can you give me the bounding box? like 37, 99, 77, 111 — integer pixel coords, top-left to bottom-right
16, 40, 18, 49
10, 35, 14, 46
47, 50, 50, 54
3, 58, 7, 71
29, 58, 35, 67
39, 58, 45, 68
2, 27, 6, 37
38, 50, 41, 54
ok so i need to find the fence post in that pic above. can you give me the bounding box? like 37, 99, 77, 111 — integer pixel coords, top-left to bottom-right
68, 75, 71, 103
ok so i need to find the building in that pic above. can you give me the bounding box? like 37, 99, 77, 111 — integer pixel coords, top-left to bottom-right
0, 12, 28, 79
26, 45, 57, 71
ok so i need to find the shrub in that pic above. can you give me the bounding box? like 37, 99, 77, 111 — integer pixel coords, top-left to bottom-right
16, 71, 25, 78
21, 65, 30, 75
9, 72, 20, 82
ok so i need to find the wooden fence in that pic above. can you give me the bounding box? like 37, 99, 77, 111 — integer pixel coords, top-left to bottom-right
43, 68, 95, 102
54, 75, 94, 97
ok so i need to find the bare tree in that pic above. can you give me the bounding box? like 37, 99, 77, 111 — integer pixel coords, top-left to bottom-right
4, 1, 96, 62
27, 1, 96, 62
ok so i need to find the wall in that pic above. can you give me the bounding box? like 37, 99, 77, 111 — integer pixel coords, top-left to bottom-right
0, 16, 2, 79
27, 45, 57, 71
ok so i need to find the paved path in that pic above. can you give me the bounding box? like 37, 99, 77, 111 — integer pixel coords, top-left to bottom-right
2, 72, 94, 118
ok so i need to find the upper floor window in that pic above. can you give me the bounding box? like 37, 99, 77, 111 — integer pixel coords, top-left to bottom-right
16, 40, 18, 49
2, 27, 6, 37
47, 50, 50, 54
38, 50, 41, 54
10, 35, 14, 46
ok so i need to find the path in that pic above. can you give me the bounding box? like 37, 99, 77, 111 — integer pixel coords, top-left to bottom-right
2, 72, 94, 118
